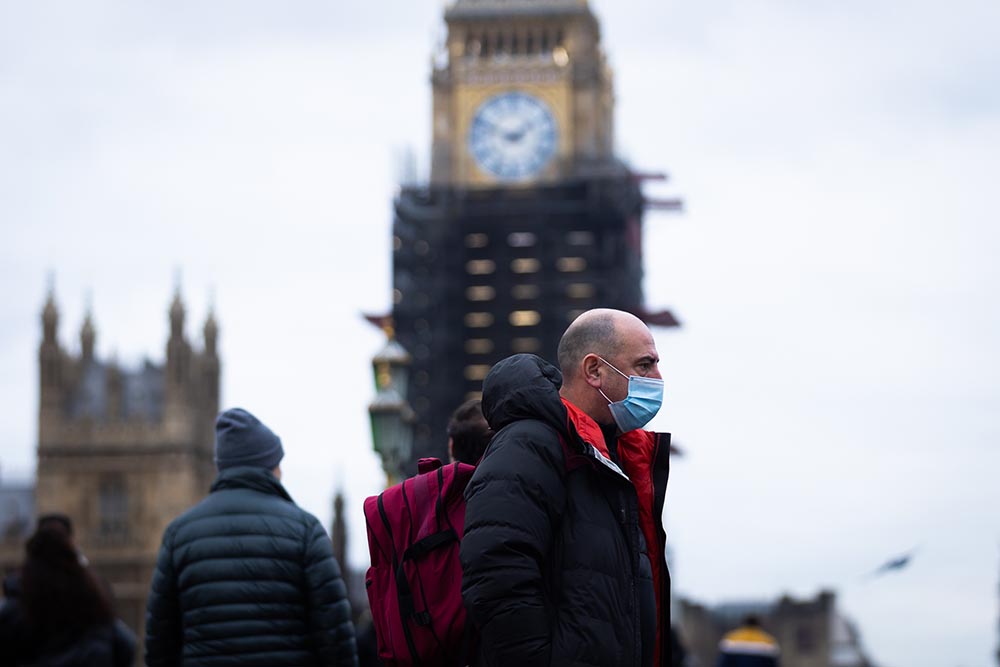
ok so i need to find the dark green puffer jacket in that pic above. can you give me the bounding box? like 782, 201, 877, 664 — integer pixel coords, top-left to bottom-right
145, 467, 357, 667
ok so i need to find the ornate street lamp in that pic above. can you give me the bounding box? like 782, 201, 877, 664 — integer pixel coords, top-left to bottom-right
368, 325, 414, 486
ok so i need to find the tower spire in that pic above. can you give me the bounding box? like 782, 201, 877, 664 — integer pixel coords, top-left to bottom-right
166, 279, 191, 390
199, 288, 221, 429
39, 278, 64, 415
203, 286, 218, 355
80, 291, 95, 362
203, 309, 218, 354
42, 282, 59, 343
169, 284, 186, 338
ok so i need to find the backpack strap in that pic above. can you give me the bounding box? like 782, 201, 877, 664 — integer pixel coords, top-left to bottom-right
378, 492, 422, 663
398, 465, 460, 626
403, 529, 457, 563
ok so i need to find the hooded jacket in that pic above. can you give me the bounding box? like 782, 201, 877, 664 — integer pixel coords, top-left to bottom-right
145, 466, 357, 667
461, 354, 671, 667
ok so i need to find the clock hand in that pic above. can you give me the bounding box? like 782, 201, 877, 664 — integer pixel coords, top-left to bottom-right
502, 118, 532, 143
503, 127, 526, 142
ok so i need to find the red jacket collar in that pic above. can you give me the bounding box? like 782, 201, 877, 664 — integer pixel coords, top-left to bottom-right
562, 397, 610, 456
561, 397, 659, 473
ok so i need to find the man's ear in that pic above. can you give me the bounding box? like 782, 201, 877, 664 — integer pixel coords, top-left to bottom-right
582, 353, 603, 387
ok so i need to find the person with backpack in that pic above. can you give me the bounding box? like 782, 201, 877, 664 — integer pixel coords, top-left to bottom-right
461, 308, 673, 667
362, 398, 492, 666
145, 407, 358, 666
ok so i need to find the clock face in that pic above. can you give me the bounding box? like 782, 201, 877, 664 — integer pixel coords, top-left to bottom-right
468, 92, 558, 180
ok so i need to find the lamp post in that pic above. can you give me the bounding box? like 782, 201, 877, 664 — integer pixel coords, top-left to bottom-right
368, 325, 414, 487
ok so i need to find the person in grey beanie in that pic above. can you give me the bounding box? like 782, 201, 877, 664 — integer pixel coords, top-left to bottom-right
145, 408, 358, 667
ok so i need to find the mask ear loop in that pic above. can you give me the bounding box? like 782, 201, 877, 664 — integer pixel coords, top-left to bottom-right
597, 355, 630, 379
594, 354, 632, 405
595, 356, 629, 405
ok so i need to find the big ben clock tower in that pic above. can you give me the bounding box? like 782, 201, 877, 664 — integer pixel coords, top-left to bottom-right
378, 0, 680, 475
431, 0, 613, 185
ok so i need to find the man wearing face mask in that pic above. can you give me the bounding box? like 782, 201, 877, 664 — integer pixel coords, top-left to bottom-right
461, 308, 672, 667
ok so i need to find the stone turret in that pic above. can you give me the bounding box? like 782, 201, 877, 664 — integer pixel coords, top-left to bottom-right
203, 308, 218, 357
80, 307, 95, 363
200, 306, 221, 438
166, 288, 190, 387
38, 287, 64, 438
163, 287, 195, 438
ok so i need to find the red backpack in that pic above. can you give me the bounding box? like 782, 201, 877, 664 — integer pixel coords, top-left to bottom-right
364, 457, 476, 667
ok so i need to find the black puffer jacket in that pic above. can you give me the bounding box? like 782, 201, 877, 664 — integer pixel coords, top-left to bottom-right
461, 354, 671, 667
145, 467, 357, 667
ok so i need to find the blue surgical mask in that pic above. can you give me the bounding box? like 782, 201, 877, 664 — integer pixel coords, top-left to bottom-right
596, 356, 664, 432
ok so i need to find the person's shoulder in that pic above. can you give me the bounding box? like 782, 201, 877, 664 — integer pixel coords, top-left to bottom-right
247, 492, 324, 536
475, 417, 567, 476
491, 417, 562, 452
288, 502, 324, 530
158, 501, 198, 540
112, 618, 137, 650
164, 491, 219, 531
160, 487, 262, 543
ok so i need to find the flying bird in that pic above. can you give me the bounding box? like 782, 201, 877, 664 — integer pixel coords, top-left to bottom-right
864, 548, 918, 580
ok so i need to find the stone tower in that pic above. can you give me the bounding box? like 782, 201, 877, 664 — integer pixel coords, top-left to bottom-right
35, 284, 220, 661
382, 0, 679, 471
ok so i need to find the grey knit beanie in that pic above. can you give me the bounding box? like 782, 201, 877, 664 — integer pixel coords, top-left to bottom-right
214, 408, 284, 471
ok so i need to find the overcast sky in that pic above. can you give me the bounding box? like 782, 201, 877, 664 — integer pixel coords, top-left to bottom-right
1, 1, 998, 665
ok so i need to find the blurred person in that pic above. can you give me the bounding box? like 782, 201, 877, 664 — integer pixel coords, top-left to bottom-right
362, 402, 486, 665
716, 615, 780, 667
446, 398, 494, 465
461, 308, 672, 666
0, 524, 135, 666
145, 407, 358, 667
2, 513, 81, 602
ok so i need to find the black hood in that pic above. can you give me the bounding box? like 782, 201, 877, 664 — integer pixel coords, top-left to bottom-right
482, 354, 568, 435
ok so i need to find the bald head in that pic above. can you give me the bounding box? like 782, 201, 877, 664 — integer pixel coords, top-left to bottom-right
558, 308, 661, 424
558, 308, 620, 378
